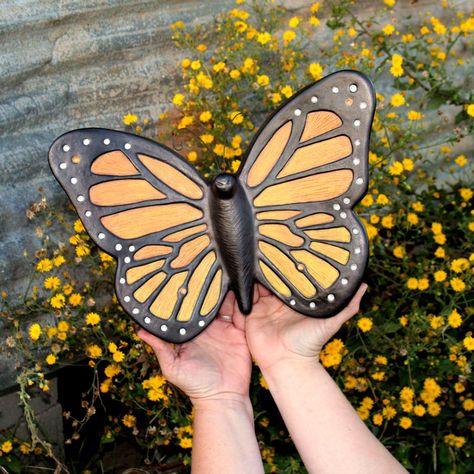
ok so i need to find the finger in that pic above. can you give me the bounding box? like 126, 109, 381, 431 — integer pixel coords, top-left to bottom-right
219, 290, 235, 316
232, 311, 246, 331
332, 283, 368, 326
257, 283, 271, 297
137, 329, 177, 368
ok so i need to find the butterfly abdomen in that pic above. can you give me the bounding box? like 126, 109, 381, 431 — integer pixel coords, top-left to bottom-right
210, 174, 255, 314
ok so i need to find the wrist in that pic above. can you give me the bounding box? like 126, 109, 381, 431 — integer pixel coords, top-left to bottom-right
260, 356, 324, 386
191, 393, 253, 417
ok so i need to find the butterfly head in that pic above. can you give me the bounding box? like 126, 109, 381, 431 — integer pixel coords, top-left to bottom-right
212, 173, 237, 199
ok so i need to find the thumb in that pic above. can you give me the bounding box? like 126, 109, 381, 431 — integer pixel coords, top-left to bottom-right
137, 329, 177, 370
330, 283, 368, 328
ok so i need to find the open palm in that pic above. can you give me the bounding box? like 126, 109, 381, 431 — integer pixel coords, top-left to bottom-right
138, 293, 251, 402
244, 283, 368, 371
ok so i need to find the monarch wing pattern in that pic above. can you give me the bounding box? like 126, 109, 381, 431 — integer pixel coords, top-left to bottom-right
49, 129, 228, 343
240, 70, 375, 317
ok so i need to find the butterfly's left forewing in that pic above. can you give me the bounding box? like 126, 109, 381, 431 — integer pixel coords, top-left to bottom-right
49, 129, 229, 342
239, 70, 375, 317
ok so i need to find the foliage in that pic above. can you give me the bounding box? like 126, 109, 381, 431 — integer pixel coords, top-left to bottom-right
1, 0, 473, 472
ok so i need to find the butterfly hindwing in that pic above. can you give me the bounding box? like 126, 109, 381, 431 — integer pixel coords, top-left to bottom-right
239, 70, 375, 317
49, 128, 229, 342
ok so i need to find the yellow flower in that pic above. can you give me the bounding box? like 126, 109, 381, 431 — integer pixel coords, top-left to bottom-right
1, 440, 13, 453
420, 26, 430, 35
49, 293, 66, 309
281, 85, 293, 98
44, 276, 61, 290
450, 278, 465, 292
399, 315, 408, 326
196, 72, 213, 89
376, 194, 389, 205
361, 194, 374, 206
454, 154, 467, 166
429, 315, 444, 329
288, 16, 300, 28
87, 344, 102, 359
29, 323, 42, 341
446, 323, 460, 345
36, 258, 53, 273
187, 151, 198, 162
459, 188, 473, 201
463, 399, 474, 411
234, 20, 247, 33
454, 382, 465, 393
389, 161, 404, 175
372, 413, 384, 425
381, 215, 394, 228
413, 405, 426, 416
46, 354, 57, 365
53, 255, 65, 267
213, 61, 226, 73
399, 417, 412, 429
108, 342, 117, 353
283, 30, 296, 43
257, 32, 272, 44
86, 312, 101, 326
431, 17, 447, 35
434, 270, 447, 282
406, 278, 418, 290
213, 144, 225, 156
228, 111, 244, 124
427, 402, 441, 416
357, 317, 373, 332
190, 60, 201, 70
384, 0, 396, 6
412, 201, 424, 212
75, 244, 90, 257
372, 371, 385, 381
450, 258, 469, 273
307, 63, 323, 81
256, 74, 270, 86
123, 113, 138, 126
229, 69, 241, 80
393, 245, 405, 258
199, 134, 214, 145
309, 16, 320, 26
418, 278, 429, 290
181, 58, 191, 68
179, 438, 192, 449
375, 355, 388, 365
100, 379, 111, 393
463, 336, 474, 350
172, 93, 185, 107
122, 414, 136, 428
57, 320, 69, 332
402, 158, 414, 171
178, 115, 194, 129
435, 247, 445, 258
382, 24, 395, 35
113, 351, 125, 363
434, 233, 446, 245
231, 160, 241, 173
199, 111, 212, 123
407, 110, 422, 121
382, 406, 397, 419
407, 213, 419, 225
467, 104, 474, 117
390, 93, 405, 107
69, 293, 82, 306
271, 92, 282, 104
104, 364, 122, 378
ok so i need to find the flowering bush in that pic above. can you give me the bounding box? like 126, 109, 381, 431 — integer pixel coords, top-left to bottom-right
1, 0, 473, 472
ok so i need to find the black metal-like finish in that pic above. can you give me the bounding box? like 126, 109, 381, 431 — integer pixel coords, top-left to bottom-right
48, 69, 376, 343
210, 174, 255, 314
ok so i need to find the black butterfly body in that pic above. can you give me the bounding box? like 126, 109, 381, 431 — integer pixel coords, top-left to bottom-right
49, 70, 375, 343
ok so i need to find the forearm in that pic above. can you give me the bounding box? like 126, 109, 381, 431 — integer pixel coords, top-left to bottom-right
263, 359, 407, 474
191, 395, 264, 474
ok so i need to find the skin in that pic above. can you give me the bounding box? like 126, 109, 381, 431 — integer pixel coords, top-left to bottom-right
138, 283, 407, 474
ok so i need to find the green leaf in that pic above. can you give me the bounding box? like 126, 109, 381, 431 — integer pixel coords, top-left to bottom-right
426, 94, 446, 110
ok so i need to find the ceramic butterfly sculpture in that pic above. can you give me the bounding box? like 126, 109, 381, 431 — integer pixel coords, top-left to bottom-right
49, 70, 375, 343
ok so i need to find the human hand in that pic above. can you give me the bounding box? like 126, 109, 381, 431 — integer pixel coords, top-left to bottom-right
137, 292, 252, 405
245, 283, 368, 372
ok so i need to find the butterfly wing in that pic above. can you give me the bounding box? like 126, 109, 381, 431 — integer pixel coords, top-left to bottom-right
239, 70, 375, 317
49, 128, 229, 342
